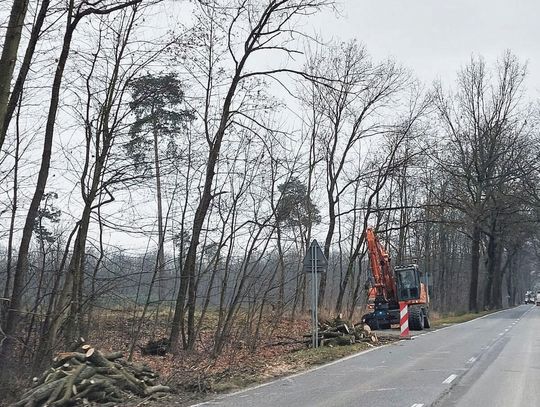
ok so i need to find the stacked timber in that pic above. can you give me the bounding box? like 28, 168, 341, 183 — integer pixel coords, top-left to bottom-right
12, 341, 170, 407
305, 316, 379, 347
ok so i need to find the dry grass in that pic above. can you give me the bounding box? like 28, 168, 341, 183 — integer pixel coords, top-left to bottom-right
2, 308, 398, 406
85, 309, 399, 398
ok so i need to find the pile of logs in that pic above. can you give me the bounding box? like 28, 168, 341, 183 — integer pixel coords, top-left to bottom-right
305, 316, 379, 348
140, 338, 170, 356
12, 341, 170, 407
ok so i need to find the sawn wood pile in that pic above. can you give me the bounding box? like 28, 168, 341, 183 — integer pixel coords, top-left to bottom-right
11, 340, 170, 407
304, 317, 379, 347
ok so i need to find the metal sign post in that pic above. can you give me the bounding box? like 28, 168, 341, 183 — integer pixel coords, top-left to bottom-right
311, 244, 317, 349
303, 240, 328, 348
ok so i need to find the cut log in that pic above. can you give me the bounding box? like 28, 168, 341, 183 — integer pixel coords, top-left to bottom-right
140, 338, 170, 356
321, 335, 354, 347
103, 351, 123, 361
13, 346, 169, 407
52, 352, 87, 368
67, 337, 85, 352
84, 348, 95, 359
144, 384, 171, 395
12, 378, 65, 407
320, 331, 343, 339
50, 364, 85, 407
335, 323, 351, 334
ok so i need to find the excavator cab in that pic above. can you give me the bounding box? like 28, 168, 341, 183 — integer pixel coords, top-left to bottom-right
395, 265, 422, 301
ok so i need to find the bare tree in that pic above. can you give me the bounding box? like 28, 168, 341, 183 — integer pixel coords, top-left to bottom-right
434, 52, 531, 312
300, 40, 408, 306
0, 0, 142, 371
0, 0, 51, 151
169, 0, 332, 351
0, 0, 29, 151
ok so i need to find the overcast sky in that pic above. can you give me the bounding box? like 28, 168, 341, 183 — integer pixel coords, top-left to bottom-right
313, 0, 540, 95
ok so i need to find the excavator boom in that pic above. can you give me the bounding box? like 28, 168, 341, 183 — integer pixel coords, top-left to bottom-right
362, 227, 430, 331
365, 227, 397, 304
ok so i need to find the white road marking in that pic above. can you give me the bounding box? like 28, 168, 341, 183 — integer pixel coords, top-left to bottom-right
467, 356, 477, 364
498, 332, 504, 336
443, 374, 458, 384
192, 306, 533, 407
189, 339, 394, 407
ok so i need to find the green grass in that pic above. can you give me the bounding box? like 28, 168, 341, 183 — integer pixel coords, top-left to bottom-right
430, 310, 494, 327
283, 342, 374, 367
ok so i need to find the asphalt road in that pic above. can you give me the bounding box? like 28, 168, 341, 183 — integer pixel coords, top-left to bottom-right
191, 305, 538, 407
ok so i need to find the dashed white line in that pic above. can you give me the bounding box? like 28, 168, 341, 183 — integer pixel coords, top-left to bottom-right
411, 404, 424, 407
467, 356, 477, 364
443, 374, 458, 384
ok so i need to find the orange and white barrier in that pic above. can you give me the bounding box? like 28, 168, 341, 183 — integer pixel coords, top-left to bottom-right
399, 302, 409, 338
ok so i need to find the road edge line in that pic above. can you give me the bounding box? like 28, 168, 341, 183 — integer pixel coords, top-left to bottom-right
191, 306, 532, 406
189, 341, 395, 406
411, 306, 527, 338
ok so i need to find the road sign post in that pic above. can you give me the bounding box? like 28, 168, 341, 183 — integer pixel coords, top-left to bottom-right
303, 240, 328, 348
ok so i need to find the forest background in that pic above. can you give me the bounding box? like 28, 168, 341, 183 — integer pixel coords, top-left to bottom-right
1, 0, 540, 395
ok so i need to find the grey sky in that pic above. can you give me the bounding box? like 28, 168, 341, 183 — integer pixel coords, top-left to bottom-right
315, 0, 540, 94
2, 0, 539, 253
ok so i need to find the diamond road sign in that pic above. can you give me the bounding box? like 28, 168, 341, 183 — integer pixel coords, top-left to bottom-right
303, 239, 328, 273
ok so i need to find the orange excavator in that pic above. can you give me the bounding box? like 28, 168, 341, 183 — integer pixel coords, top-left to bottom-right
361, 227, 430, 330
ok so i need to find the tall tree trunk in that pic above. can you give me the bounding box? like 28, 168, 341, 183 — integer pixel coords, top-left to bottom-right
276, 226, 285, 312
152, 117, 166, 295
469, 223, 481, 313
1, 0, 49, 144
27, 1, 139, 361
335, 260, 353, 314
0, 0, 77, 370
490, 242, 504, 309
484, 227, 496, 309
1, 94, 21, 322
0, 0, 29, 150
319, 188, 336, 308
174, 44, 250, 351
348, 255, 364, 321
169, 146, 192, 350
437, 221, 448, 312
